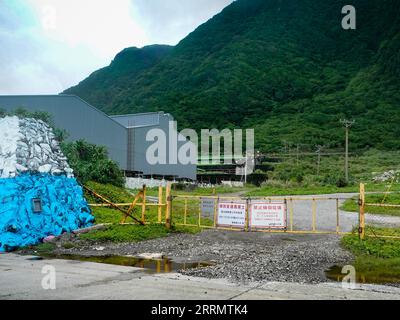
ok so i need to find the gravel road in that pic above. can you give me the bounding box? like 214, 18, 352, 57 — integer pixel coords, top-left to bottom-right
44, 231, 353, 285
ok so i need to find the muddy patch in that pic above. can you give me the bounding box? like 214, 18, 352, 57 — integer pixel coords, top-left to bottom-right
39, 253, 214, 274
326, 265, 400, 285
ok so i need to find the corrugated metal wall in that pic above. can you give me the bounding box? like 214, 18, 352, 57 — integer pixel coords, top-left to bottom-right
0, 95, 128, 168
0, 95, 197, 180
112, 113, 197, 180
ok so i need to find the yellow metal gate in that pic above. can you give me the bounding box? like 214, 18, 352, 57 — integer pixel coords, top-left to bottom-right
171, 194, 351, 235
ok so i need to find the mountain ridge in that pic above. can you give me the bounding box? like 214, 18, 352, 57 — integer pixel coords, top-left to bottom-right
64, 44, 173, 108
64, 0, 400, 151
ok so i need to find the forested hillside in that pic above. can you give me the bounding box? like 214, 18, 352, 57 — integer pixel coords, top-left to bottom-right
65, 45, 172, 109
65, 0, 400, 152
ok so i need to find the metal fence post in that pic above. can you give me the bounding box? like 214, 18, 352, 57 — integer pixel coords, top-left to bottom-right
359, 183, 366, 240
198, 198, 201, 227
336, 198, 340, 234
141, 185, 147, 223
245, 198, 250, 232
165, 183, 172, 229
214, 197, 218, 228
184, 197, 188, 225
289, 198, 294, 232
312, 199, 317, 232
158, 185, 163, 223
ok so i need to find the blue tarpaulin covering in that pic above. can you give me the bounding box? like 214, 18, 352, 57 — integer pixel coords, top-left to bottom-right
0, 173, 93, 252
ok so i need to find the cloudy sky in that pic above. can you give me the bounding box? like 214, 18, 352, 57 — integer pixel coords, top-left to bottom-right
0, 0, 233, 95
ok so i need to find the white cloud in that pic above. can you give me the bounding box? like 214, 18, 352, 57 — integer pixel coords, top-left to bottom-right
0, 0, 234, 95
131, 0, 233, 45
27, 0, 149, 58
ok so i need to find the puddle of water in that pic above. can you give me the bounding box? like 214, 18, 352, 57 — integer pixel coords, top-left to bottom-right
326, 265, 400, 285
40, 254, 214, 274
26, 256, 44, 261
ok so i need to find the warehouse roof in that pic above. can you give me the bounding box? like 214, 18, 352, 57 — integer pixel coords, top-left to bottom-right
0, 95, 130, 128
111, 112, 164, 128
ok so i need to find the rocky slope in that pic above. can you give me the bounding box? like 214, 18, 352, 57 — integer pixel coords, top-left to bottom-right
0, 116, 73, 178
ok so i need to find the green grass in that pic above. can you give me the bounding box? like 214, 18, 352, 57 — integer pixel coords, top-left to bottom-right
246, 180, 400, 197
32, 242, 57, 254
86, 180, 216, 226
343, 230, 400, 258
126, 185, 252, 197
260, 149, 400, 193
62, 242, 77, 249
341, 230, 400, 283
84, 182, 209, 243
80, 224, 170, 243
342, 193, 400, 216
246, 184, 359, 197
80, 224, 202, 243
90, 199, 214, 227
175, 186, 252, 196
91, 207, 122, 224
85, 181, 134, 204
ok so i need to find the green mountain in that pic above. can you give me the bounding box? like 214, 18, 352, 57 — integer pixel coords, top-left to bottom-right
64, 45, 172, 108
64, 0, 400, 152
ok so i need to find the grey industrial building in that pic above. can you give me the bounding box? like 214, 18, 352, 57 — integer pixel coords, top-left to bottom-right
0, 95, 196, 180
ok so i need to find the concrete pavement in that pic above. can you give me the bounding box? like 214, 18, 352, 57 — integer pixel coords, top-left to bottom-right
1, 253, 400, 300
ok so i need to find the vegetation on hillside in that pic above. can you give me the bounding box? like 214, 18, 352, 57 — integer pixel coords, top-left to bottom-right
62, 140, 125, 187
269, 149, 400, 183
65, 0, 400, 153
64, 45, 172, 108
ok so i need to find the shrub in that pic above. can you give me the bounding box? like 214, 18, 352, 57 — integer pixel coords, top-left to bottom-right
62, 140, 125, 187
321, 171, 348, 188
85, 181, 133, 203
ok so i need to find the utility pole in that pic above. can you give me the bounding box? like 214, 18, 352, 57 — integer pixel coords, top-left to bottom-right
340, 119, 355, 183
243, 151, 255, 185
244, 154, 248, 185
315, 145, 325, 176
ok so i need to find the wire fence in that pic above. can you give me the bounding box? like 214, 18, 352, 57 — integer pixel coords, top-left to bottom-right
87, 183, 400, 240
359, 183, 400, 240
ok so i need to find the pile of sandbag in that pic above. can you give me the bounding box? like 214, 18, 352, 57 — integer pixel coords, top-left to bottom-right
0, 116, 93, 252
0, 174, 93, 252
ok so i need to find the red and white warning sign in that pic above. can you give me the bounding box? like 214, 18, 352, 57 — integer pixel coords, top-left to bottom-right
217, 201, 246, 229
250, 202, 286, 229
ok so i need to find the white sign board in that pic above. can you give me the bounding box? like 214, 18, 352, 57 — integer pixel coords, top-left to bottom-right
200, 198, 216, 217
217, 201, 246, 229
250, 202, 286, 229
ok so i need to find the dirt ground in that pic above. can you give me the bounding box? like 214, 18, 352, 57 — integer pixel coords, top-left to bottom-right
22, 230, 354, 285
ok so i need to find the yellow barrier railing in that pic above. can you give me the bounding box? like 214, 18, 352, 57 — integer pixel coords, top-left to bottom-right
88, 184, 170, 227
171, 194, 349, 235
358, 183, 400, 240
